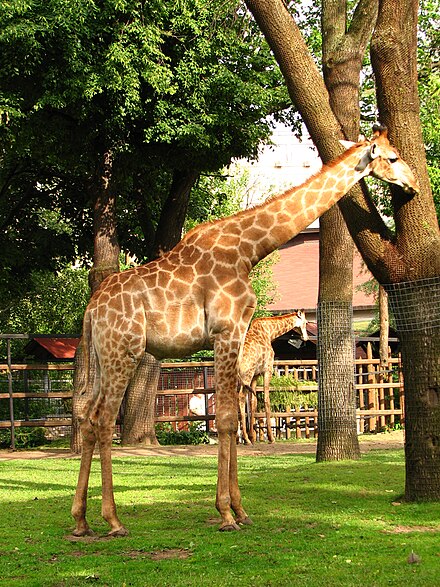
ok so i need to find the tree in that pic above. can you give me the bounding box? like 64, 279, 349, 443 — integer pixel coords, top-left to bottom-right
245, 0, 440, 499
0, 1, 290, 448
315, 0, 379, 461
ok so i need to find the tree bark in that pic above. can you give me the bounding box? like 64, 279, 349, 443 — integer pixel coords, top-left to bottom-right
151, 168, 199, 259
121, 353, 161, 446
316, 0, 377, 461
371, 0, 440, 500
88, 150, 120, 294
122, 166, 198, 444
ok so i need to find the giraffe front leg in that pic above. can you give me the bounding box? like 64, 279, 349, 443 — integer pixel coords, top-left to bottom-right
248, 380, 257, 444
216, 413, 251, 531
238, 386, 252, 445
228, 434, 253, 527
264, 371, 275, 443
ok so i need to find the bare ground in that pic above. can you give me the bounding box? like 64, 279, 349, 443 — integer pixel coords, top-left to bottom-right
0, 430, 404, 461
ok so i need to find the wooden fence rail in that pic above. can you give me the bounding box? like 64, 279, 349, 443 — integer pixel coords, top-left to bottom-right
0, 358, 404, 441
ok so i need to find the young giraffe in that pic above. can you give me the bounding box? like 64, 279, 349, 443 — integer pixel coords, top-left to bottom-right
71, 127, 418, 536
238, 311, 308, 445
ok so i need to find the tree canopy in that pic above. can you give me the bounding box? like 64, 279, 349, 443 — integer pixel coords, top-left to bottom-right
0, 0, 291, 325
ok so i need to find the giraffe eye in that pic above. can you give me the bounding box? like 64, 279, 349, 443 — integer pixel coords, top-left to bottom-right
388, 155, 398, 163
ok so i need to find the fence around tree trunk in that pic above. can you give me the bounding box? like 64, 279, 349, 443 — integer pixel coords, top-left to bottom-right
0, 354, 404, 447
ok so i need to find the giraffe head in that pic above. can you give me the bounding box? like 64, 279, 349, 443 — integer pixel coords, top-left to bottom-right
341, 124, 419, 195
292, 309, 308, 341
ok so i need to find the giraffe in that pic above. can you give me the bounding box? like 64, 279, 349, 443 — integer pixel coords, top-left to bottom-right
238, 311, 308, 444
71, 126, 418, 536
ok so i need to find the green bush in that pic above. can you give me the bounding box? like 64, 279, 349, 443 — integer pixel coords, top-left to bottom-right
0, 426, 47, 449
155, 422, 210, 445
256, 375, 318, 411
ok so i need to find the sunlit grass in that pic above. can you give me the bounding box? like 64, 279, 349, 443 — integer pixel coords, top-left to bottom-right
0, 448, 439, 586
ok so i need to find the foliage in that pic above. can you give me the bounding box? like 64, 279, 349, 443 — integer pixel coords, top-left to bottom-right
155, 422, 210, 445
1, 265, 89, 335
0, 426, 46, 449
256, 375, 318, 410
0, 449, 440, 586
418, 0, 440, 217
0, 264, 89, 359
0, 0, 290, 272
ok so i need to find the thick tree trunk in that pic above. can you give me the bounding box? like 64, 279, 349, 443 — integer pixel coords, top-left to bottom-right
121, 353, 161, 446
370, 0, 439, 282
385, 278, 440, 500
371, 0, 440, 499
151, 168, 199, 258
246, 0, 440, 500
88, 151, 120, 294
71, 150, 120, 453
317, 301, 360, 460
379, 285, 389, 365
122, 167, 198, 444
316, 0, 377, 461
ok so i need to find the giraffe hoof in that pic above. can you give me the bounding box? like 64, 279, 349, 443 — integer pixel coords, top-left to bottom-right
107, 526, 129, 537
72, 527, 96, 537
219, 522, 241, 532
238, 516, 253, 526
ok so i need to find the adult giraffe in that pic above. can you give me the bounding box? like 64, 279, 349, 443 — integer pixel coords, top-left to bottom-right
238, 311, 308, 444
71, 126, 418, 535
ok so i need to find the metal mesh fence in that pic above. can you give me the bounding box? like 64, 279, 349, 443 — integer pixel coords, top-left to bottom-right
316, 300, 356, 423
384, 276, 440, 333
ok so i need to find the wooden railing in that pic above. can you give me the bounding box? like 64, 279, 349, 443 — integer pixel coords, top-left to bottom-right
0, 358, 404, 440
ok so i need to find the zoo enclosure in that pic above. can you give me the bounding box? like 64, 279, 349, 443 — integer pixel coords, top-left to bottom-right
1, 354, 404, 445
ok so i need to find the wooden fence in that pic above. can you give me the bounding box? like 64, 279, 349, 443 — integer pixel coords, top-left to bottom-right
0, 355, 404, 443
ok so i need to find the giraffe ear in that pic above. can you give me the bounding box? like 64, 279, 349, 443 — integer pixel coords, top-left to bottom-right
339, 140, 355, 150
355, 146, 375, 172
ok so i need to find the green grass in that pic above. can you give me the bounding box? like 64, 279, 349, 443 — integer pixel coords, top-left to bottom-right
0, 448, 439, 586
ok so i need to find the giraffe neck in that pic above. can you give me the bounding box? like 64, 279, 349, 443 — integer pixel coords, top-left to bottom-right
231, 146, 366, 268
265, 315, 297, 341
181, 144, 367, 272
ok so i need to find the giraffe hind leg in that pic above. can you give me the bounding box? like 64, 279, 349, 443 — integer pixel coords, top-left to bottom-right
71, 356, 140, 537
71, 418, 97, 536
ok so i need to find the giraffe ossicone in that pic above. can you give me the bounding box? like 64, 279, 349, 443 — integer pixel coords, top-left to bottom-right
71, 127, 419, 536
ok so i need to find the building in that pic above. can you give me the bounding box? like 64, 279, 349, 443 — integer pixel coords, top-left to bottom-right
268, 226, 376, 326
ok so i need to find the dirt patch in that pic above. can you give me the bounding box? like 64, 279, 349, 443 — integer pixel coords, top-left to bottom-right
148, 548, 192, 560
383, 525, 440, 534
0, 430, 404, 460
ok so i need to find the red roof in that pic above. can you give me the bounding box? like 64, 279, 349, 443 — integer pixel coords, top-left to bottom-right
33, 337, 80, 359
269, 229, 374, 311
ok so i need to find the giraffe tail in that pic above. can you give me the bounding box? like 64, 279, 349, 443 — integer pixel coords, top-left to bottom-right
77, 309, 93, 396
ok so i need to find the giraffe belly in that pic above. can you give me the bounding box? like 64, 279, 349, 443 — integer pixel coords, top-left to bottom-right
144, 304, 210, 360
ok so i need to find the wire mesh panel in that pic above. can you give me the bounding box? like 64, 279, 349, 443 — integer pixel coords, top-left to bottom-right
316, 300, 360, 459
384, 276, 440, 333
384, 276, 440, 499
317, 301, 356, 424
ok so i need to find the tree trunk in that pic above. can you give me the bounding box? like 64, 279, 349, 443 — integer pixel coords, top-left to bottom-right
122, 167, 198, 444
385, 278, 440, 500
71, 150, 120, 453
316, 0, 377, 461
317, 301, 360, 460
88, 150, 120, 294
121, 352, 161, 446
379, 285, 389, 365
151, 168, 199, 259
370, 0, 439, 282
371, 0, 440, 499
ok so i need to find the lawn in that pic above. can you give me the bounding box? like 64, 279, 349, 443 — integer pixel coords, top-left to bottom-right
0, 446, 439, 586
